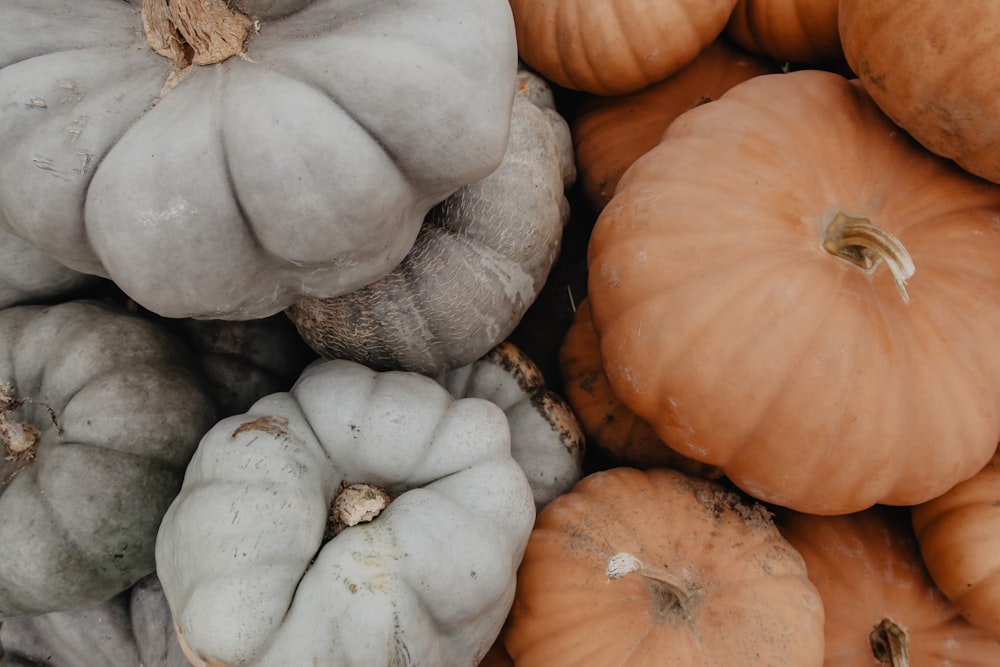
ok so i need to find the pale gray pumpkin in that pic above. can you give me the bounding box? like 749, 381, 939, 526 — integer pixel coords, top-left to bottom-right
0, 0, 517, 319
0, 574, 188, 667
155, 358, 534, 667
0, 300, 217, 619
435, 341, 585, 510
0, 227, 97, 309
285, 66, 575, 374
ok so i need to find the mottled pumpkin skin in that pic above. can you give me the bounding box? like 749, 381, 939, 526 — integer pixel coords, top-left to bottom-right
509, 0, 739, 95
586, 70, 1000, 514
0, 0, 518, 319
505, 467, 825, 666
912, 449, 1000, 641
779, 507, 1000, 666
0, 301, 217, 619
840, 0, 1000, 184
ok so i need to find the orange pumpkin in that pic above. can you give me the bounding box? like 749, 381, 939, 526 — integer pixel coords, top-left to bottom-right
779, 506, 1000, 666
559, 297, 722, 477
504, 467, 826, 666
726, 0, 842, 65
508, 0, 739, 95
912, 448, 1000, 641
839, 1, 1000, 184
572, 38, 776, 210
586, 69, 1000, 514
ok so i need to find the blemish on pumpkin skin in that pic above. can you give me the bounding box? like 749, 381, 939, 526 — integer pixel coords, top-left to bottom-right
230, 415, 289, 438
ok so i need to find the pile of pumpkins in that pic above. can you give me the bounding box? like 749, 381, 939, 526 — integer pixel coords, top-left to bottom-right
2, 0, 1000, 665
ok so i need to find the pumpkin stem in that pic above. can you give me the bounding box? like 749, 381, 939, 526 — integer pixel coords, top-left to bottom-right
822, 212, 915, 303
1, 383, 61, 463
606, 552, 694, 616
142, 0, 254, 101
325, 482, 392, 540
870, 618, 910, 667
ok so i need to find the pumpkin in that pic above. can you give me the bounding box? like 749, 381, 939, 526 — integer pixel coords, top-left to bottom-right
572, 38, 776, 211
911, 447, 1000, 641
285, 65, 573, 373
0, 574, 188, 667
839, 1, 1000, 185
435, 341, 585, 509
0, 300, 217, 619
726, 0, 842, 65
153, 313, 316, 417
586, 69, 1000, 514
559, 297, 722, 477
155, 358, 535, 666
508, 0, 740, 95
778, 506, 1000, 665
0, 227, 97, 309
0, 0, 518, 319
504, 467, 825, 666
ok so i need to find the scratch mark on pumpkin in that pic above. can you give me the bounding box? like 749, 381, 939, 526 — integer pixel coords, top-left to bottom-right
230, 415, 289, 438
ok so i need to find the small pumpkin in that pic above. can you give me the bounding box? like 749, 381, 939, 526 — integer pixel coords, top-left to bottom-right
0, 0, 518, 319
572, 38, 776, 210
155, 358, 535, 666
0, 574, 188, 667
911, 447, 1000, 641
586, 69, 1000, 514
0, 227, 97, 309
286, 66, 573, 373
0, 300, 217, 618
559, 297, 722, 477
504, 467, 825, 666
839, 0, 1000, 184
435, 341, 585, 510
778, 506, 1000, 666
726, 0, 842, 65
508, 0, 740, 95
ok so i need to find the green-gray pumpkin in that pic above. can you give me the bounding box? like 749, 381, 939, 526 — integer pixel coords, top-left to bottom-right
0, 300, 217, 619
0, 0, 517, 319
0, 227, 97, 309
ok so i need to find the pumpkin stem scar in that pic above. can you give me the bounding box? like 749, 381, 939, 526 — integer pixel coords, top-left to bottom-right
822, 212, 915, 303
870, 618, 910, 666
606, 552, 696, 618
326, 482, 393, 539
141, 0, 254, 103
0, 382, 63, 459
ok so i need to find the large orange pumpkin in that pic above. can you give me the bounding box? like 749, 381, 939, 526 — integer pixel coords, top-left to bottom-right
508, 0, 739, 95
911, 448, 1000, 641
726, 0, 842, 65
586, 69, 1000, 514
779, 506, 1000, 665
572, 38, 775, 210
559, 297, 722, 477
504, 467, 825, 666
839, 1, 1000, 184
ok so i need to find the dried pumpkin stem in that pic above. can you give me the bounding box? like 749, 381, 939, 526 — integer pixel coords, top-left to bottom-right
870, 618, 910, 667
823, 212, 915, 303
326, 482, 392, 539
1, 383, 41, 460
606, 552, 694, 611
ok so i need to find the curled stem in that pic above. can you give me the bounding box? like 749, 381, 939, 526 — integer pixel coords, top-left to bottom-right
823, 212, 915, 303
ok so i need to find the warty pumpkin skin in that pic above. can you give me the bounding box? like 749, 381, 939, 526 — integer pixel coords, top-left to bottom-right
0, 0, 518, 319
508, 0, 739, 96
155, 358, 535, 667
586, 69, 1000, 515
0, 300, 217, 619
285, 66, 573, 374
0, 574, 189, 667
726, 0, 842, 65
839, 0, 1000, 185
504, 467, 825, 666
778, 506, 1000, 666
911, 448, 1000, 641
572, 38, 776, 211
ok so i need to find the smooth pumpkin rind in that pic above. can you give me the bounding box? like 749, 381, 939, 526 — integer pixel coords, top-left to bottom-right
586, 69, 1000, 514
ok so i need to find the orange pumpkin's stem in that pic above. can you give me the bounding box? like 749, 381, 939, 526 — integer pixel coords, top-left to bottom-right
606, 552, 695, 613
822, 212, 915, 303
870, 618, 910, 667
